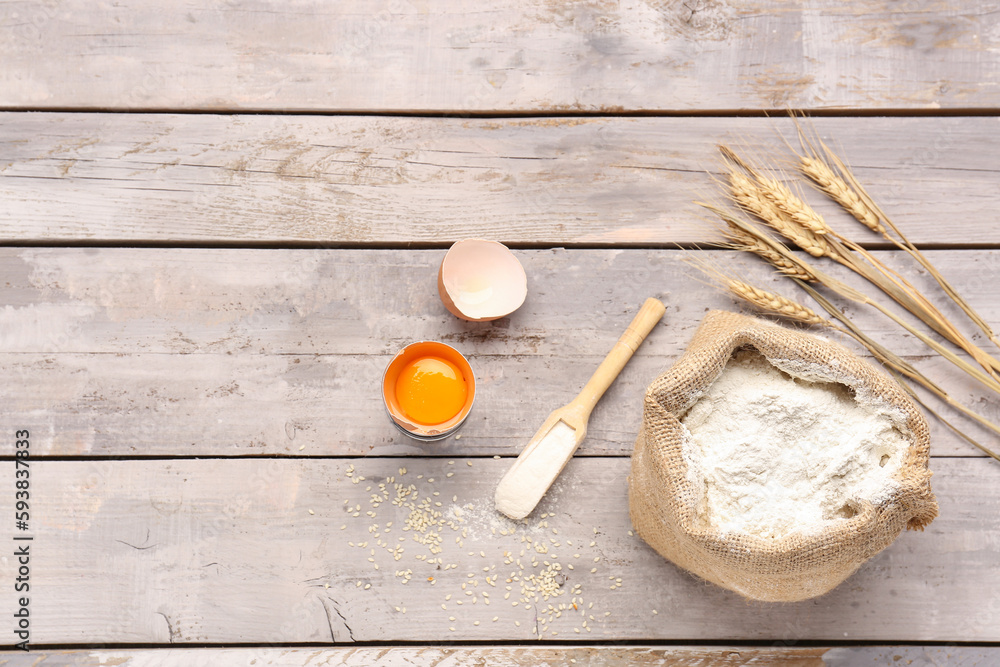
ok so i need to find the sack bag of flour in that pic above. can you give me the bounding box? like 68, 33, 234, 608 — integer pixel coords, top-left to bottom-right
629, 310, 938, 602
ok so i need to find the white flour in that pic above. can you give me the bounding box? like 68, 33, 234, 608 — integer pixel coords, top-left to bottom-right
495, 420, 579, 520
680, 349, 908, 539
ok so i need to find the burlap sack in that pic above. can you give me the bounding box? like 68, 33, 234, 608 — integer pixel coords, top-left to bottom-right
629, 310, 938, 602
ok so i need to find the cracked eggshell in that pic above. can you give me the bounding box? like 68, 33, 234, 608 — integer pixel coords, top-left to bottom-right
438, 239, 528, 322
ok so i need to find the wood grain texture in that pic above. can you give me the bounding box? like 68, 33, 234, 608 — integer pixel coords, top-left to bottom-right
2, 1, 999, 112
0, 646, 831, 666
2, 646, 996, 667
2, 113, 1000, 245
3, 646, 997, 667
0, 457, 993, 644
3, 247, 998, 457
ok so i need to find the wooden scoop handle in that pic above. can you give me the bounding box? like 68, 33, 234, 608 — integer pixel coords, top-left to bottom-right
494, 297, 666, 519
569, 297, 666, 422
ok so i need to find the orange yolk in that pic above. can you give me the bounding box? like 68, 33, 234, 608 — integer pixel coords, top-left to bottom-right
394, 356, 468, 425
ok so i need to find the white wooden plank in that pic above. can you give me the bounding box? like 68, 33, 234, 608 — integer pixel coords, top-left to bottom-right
2, 248, 998, 457
1, 646, 995, 667
0, 646, 833, 666
0, 457, 993, 644
4, 248, 998, 358
1, 1, 999, 112
1, 114, 999, 245
10, 351, 1000, 461
1, 352, 992, 458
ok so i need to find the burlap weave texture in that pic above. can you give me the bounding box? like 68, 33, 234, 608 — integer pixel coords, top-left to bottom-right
629, 310, 937, 602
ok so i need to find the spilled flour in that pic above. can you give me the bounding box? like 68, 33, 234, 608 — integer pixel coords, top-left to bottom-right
681, 349, 908, 539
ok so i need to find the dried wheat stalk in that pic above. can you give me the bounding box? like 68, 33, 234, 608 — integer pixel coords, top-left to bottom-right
706, 199, 1000, 395
703, 135, 1000, 455
792, 122, 1000, 350
728, 280, 826, 326
755, 173, 831, 236
798, 156, 884, 234
798, 281, 1000, 460
721, 144, 1000, 381
720, 221, 817, 281
726, 164, 834, 259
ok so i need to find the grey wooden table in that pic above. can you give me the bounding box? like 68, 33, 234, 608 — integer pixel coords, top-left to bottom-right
1, 1, 1000, 665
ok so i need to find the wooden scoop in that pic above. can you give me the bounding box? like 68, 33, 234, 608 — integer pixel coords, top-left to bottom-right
495, 297, 666, 519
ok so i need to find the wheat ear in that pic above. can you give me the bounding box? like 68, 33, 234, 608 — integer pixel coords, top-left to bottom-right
727, 169, 834, 259
701, 202, 819, 282
709, 203, 1000, 393
720, 145, 831, 235
723, 223, 817, 282
815, 136, 1000, 351
799, 156, 885, 234
762, 141, 997, 371
755, 172, 832, 236
728, 280, 827, 326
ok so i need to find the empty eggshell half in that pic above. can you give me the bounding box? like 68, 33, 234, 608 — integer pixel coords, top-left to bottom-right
438, 239, 527, 321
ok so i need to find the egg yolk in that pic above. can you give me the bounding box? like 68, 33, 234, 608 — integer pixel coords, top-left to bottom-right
394, 356, 468, 425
